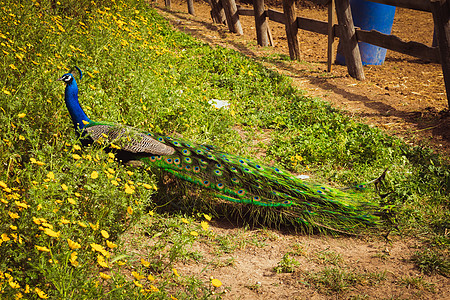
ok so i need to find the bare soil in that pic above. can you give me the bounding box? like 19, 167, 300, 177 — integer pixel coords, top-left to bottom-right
151, 1, 450, 298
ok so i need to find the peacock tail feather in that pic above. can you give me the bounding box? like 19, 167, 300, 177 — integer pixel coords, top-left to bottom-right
59, 67, 390, 234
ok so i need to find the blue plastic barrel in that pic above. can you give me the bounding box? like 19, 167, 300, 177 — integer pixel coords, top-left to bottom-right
336, 0, 396, 65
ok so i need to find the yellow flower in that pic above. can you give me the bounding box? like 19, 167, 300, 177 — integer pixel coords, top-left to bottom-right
9, 280, 20, 289
100, 230, 109, 239
201, 221, 209, 231
61, 184, 68, 191
100, 272, 111, 280
67, 239, 81, 250
170, 296, 178, 300
35, 287, 49, 299
142, 183, 152, 189
17, 113, 26, 118
69, 252, 79, 267
60, 216, 71, 224
10, 225, 17, 230
147, 274, 155, 281
78, 221, 87, 228
134, 280, 143, 288
43, 228, 60, 238
190, 231, 198, 237
97, 255, 109, 268
15, 201, 29, 209
211, 278, 222, 288
110, 180, 118, 186
181, 218, 189, 224
89, 222, 99, 230
107, 168, 115, 174
72, 154, 81, 160
127, 171, 134, 176
108, 153, 115, 159
172, 268, 180, 277
90, 171, 99, 179
124, 184, 134, 194
15, 292, 23, 299
18, 135, 25, 141
150, 285, 159, 292
90, 243, 105, 252
35, 245, 50, 252
127, 206, 133, 215
106, 240, 117, 248
46, 172, 55, 180
204, 214, 212, 221
82, 120, 89, 125
73, 144, 81, 151
0, 180, 7, 189
8, 211, 19, 219
148, 211, 154, 216
141, 258, 150, 267
132, 271, 145, 280
67, 198, 76, 205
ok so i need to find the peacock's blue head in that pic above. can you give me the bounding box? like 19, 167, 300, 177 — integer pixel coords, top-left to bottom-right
58, 73, 75, 85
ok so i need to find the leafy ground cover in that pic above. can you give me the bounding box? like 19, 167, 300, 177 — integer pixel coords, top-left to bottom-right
0, 0, 448, 298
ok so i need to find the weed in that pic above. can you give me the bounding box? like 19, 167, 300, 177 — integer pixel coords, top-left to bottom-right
315, 250, 343, 266
307, 267, 359, 294
412, 249, 450, 277
399, 276, 435, 292
273, 253, 300, 273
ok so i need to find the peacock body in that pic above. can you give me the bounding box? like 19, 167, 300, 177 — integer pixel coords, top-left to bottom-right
59, 68, 386, 233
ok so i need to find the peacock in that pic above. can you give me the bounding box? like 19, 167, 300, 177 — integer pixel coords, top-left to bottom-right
58, 67, 389, 234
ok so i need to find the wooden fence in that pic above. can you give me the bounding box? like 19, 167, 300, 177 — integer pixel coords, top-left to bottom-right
171, 0, 450, 106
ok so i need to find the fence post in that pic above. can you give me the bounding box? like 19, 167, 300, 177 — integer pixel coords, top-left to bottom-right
165, 0, 171, 10
222, 0, 244, 35
187, 0, 195, 15
210, 0, 226, 24
334, 0, 365, 80
282, 0, 300, 60
327, 0, 336, 72
430, 0, 450, 106
254, 0, 269, 46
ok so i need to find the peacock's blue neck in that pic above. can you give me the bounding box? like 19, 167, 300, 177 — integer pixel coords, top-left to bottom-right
64, 78, 91, 132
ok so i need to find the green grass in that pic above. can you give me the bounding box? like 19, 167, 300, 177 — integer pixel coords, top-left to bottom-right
0, 0, 449, 298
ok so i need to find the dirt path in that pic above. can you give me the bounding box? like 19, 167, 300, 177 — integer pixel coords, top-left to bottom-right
150, 1, 450, 298
154, 0, 449, 157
